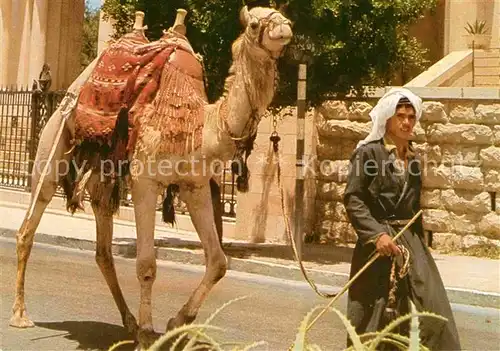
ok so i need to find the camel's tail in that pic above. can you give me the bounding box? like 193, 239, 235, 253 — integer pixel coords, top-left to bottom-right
161, 178, 221, 227
162, 184, 179, 225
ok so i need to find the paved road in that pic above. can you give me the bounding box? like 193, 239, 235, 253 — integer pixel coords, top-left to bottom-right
1, 238, 499, 351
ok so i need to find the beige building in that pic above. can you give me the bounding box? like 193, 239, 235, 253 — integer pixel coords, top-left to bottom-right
409, 0, 500, 87
0, 0, 85, 90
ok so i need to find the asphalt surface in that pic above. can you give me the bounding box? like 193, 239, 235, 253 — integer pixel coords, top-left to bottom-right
0, 238, 499, 351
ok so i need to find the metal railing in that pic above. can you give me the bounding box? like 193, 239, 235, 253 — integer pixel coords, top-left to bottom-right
0, 86, 238, 218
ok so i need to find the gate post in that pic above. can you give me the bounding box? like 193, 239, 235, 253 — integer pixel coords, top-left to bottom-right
294, 63, 307, 257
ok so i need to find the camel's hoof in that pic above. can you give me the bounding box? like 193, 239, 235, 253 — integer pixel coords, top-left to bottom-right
123, 312, 138, 335
166, 317, 178, 331
9, 313, 35, 328
137, 328, 161, 350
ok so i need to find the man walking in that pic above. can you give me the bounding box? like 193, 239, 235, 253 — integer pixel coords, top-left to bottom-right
343, 88, 461, 350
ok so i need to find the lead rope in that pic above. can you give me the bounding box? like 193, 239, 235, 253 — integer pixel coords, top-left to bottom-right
270, 117, 337, 299
385, 244, 411, 320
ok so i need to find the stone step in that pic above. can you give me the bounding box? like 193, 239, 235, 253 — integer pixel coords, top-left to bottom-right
473, 49, 500, 59
475, 76, 500, 86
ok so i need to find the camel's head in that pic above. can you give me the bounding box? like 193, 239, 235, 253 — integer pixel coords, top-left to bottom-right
239, 5, 293, 58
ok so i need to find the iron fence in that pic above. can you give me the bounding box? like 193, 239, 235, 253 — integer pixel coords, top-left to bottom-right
0, 86, 238, 218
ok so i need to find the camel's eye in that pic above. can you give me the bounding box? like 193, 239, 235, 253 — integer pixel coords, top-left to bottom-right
250, 21, 259, 30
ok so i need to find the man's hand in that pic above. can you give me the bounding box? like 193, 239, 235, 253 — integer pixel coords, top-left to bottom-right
375, 233, 401, 256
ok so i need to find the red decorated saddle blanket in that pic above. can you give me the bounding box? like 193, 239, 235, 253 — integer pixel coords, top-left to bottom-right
74, 30, 207, 157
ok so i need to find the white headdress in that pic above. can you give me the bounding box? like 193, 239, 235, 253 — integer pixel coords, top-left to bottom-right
356, 87, 423, 149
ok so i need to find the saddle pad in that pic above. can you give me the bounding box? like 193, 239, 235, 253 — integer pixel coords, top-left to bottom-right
74, 30, 207, 159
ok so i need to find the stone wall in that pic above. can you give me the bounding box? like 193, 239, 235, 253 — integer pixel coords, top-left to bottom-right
315, 98, 500, 249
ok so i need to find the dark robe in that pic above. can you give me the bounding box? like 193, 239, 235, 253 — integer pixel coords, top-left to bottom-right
343, 138, 461, 350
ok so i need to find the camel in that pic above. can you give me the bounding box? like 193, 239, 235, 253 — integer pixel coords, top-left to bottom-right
9, 5, 293, 348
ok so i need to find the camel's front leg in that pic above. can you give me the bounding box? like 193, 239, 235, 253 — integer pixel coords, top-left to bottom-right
131, 177, 161, 347
167, 182, 227, 330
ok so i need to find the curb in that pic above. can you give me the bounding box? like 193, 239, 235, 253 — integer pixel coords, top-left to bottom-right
1, 228, 498, 310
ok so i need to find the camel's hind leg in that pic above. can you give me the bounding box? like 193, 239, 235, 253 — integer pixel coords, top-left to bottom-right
86, 176, 138, 335
10, 108, 74, 328
9, 181, 58, 328
167, 182, 227, 330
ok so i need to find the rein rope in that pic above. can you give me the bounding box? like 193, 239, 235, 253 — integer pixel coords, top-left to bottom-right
385, 244, 411, 320
270, 120, 337, 299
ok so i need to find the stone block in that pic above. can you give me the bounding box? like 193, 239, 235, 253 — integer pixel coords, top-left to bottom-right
317, 140, 341, 160
422, 165, 451, 189
432, 233, 463, 250
317, 181, 346, 201
475, 104, 500, 125
480, 146, 500, 168
421, 101, 449, 124
477, 213, 500, 240
449, 212, 479, 235
450, 166, 484, 190
441, 189, 491, 214
333, 202, 348, 222
318, 120, 371, 140
317, 100, 349, 120
317, 220, 356, 243
318, 160, 350, 183
421, 189, 441, 209
441, 145, 479, 167
412, 122, 426, 142
340, 140, 358, 159
449, 102, 479, 123
413, 143, 442, 163
348, 102, 372, 122
493, 126, 500, 146
315, 200, 347, 222
462, 234, 500, 249
427, 123, 492, 145
484, 169, 500, 192
423, 209, 451, 232
316, 136, 357, 161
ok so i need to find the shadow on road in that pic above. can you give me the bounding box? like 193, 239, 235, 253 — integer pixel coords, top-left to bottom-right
35, 321, 137, 351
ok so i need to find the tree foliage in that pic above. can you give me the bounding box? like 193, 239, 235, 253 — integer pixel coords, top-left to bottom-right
81, 0, 100, 71
101, 0, 437, 106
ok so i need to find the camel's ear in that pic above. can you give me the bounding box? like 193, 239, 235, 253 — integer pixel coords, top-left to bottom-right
240, 5, 250, 27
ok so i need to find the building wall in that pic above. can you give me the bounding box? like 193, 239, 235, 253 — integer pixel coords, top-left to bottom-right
445, 0, 500, 54
313, 90, 500, 250
410, 0, 500, 76
0, 0, 84, 89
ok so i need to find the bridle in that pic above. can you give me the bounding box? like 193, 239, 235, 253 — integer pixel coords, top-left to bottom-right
257, 11, 292, 60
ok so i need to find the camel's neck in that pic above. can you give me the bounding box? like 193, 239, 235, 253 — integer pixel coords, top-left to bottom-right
219, 39, 276, 138
201, 38, 277, 162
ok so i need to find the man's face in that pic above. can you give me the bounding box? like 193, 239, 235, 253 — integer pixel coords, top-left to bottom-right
386, 104, 416, 141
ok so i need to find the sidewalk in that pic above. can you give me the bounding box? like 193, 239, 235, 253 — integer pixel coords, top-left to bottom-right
1, 200, 499, 309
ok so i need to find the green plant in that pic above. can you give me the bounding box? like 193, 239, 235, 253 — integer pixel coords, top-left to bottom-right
464, 20, 489, 35
107, 296, 447, 351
